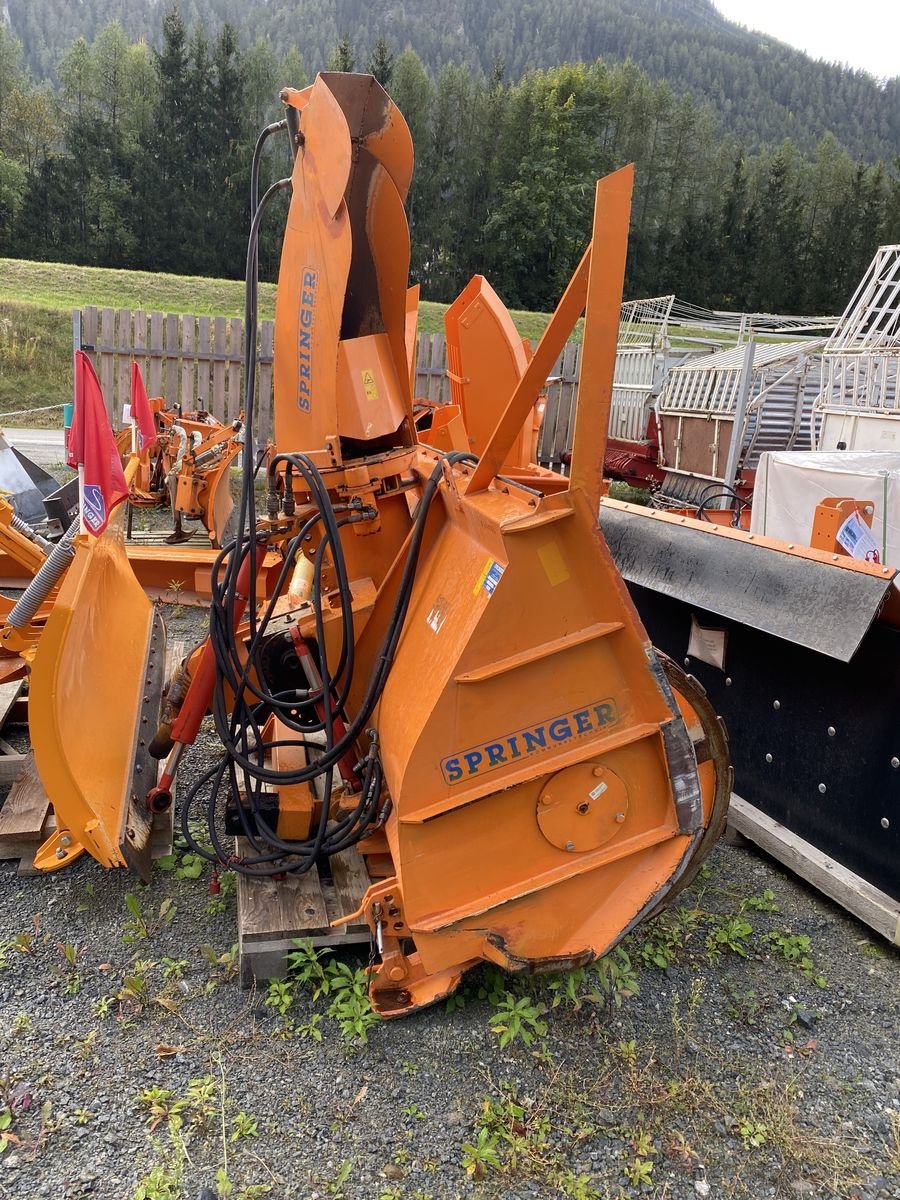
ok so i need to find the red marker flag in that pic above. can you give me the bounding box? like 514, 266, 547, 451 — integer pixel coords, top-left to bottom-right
68, 351, 129, 537
131, 360, 158, 453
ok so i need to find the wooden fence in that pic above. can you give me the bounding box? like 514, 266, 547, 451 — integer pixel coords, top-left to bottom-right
74, 307, 583, 468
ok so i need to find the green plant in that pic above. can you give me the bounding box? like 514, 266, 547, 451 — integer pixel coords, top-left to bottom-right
591, 946, 640, 1011
161, 958, 188, 982
489, 992, 548, 1049
741, 888, 780, 913
705, 916, 752, 960
124, 894, 175, 944
737, 1118, 768, 1148
11, 1012, 31, 1035
766, 931, 827, 986
461, 1125, 502, 1178
402, 1102, 427, 1120
0, 1107, 14, 1154
139, 1087, 185, 1134
133, 1162, 181, 1200
56, 941, 81, 994
93, 994, 115, 1019
286, 938, 333, 1000
296, 1013, 323, 1041
265, 979, 295, 1018
326, 961, 379, 1045
230, 1111, 259, 1140
624, 1156, 654, 1186
326, 1159, 353, 1198
74, 1108, 94, 1125
12, 931, 34, 954
184, 1075, 216, 1130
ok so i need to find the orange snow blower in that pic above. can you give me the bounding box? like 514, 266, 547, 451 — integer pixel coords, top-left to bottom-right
26, 73, 729, 1015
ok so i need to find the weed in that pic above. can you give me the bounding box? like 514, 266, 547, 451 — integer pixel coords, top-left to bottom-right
705, 916, 752, 960
737, 1117, 768, 1148
73, 1108, 94, 1125
286, 938, 333, 1000
12, 931, 34, 954
401, 1060, 419, 1076
55, 942, 81, 994
199, 943, 240, 982
489, 992, 548, 1049
93, 994, 115, 1020
591, 946, 640, 1012
326, 962, 379, 1045
11, 1012, 31, 1035
295, 1014, 323, 1041
184, 1075, 216, 1130
624, 1155, 654, 1186
740, 887, 780, 913
265, 979, 295, 1018
326, 1159, 353, 1198
0, 1107, 13, 1154
161, 958, 188, 982
139, 1087, 186, 1134
461, 1125, 502, 1178
401, 1102, 427, 1120
124, 894, 176, 943
229, 1111, 259, 1140
617, 1039, 638, 1065
133, 1162, 181, 1200
766, 930, 827, 986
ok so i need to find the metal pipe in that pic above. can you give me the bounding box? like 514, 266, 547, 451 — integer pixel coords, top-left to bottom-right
8, 511, 52, 555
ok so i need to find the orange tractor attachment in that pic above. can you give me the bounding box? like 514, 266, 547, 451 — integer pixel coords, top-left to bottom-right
24, 73, 730, 1015
117, 401, 243, 546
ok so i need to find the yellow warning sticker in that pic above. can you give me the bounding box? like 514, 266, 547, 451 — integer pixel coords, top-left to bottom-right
361, 368, 378, 401
537, 541, 570, 586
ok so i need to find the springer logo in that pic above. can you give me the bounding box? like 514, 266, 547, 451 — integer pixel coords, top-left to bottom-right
441, 699, 619, 785
297, 268, 317, 412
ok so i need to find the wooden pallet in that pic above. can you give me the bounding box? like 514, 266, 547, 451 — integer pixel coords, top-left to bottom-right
237, 838, 372, 985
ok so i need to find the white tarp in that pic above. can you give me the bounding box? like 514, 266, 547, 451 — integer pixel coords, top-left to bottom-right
750, 450, 900, 567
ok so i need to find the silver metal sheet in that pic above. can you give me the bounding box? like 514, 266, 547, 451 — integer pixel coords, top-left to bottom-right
600, 504, 896, 662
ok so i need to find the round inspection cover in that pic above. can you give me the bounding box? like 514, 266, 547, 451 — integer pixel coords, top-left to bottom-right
536, 762, 629, 852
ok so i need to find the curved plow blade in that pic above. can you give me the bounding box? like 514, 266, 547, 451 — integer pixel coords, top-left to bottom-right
29, 518, 166, 881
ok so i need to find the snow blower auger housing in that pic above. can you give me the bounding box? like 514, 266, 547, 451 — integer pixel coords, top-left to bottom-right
29, 72, 730, 1016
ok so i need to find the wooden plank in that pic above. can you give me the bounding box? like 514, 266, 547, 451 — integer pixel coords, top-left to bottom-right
257, 321, 274, 442
0, 680, 24, 731
329, 847, 370, 920
149, 312, 164, 397
82, 306, 98, 353
99, 308, 116, 419
429, 333, 445, 403
227, 318, 242, 425
116, 308, 132, 424
164, 314, 180, 405
212, 317, 227, 422
180, 315, 196, 409
133, 310, 148, 393
0, 754, 49, 844
728, 793, 900, 946
239, 870, 330, 944
197, 316, 212, 411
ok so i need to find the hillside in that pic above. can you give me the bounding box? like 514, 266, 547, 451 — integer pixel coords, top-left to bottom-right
3, 0, 899, 161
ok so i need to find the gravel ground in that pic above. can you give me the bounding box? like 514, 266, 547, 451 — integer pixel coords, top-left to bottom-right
0, 604, 898, 1200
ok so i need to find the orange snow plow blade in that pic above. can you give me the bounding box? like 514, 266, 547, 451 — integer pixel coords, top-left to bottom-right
29, 486, 165, 881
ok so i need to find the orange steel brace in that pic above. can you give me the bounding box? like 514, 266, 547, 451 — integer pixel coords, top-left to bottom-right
569, 166, 634, 515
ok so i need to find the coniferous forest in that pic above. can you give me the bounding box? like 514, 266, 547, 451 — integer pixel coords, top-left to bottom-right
1, 1, 899, 314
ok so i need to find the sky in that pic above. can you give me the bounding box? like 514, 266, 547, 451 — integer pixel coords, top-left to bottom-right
712, 1, 899, 80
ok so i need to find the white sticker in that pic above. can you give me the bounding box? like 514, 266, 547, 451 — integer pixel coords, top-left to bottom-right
483, 561, 505, 595
688, 616, 727, 671
588, 780, 608, 801
836, 511, 881, 563
122, 403, 132, 424
426, 595, 449, 634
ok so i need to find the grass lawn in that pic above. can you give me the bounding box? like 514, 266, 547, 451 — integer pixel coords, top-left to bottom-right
0, 257, 559, 424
